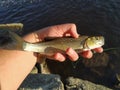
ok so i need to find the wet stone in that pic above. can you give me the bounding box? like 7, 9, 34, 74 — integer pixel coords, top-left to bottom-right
66, 77, 112, 90
18, 74, 64, 90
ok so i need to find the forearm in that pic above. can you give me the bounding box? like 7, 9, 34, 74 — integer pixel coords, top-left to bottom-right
0, 50, 37, 90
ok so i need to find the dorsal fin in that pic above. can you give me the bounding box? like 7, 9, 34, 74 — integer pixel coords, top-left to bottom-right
0, 23, 23, 31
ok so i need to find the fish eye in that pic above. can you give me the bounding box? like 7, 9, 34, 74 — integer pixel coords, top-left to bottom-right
95, 37, 99, 40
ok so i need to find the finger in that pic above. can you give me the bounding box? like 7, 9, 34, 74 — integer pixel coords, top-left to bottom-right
53, 53, 66, 62
23, 33, 39, 43
33, 23, 79, 42
53, 23, 79, 38
80, 50, 93, 59
62, 23, 79, 38
93, 47, 103, 53
47, 53, 66, 62
66, 48, 79, 61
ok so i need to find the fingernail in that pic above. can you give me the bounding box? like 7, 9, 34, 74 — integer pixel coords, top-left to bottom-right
81, 51, 93, 59
94, 47, 103, 53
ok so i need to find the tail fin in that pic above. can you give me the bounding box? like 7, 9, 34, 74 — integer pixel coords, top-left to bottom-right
0, 23, 23, 31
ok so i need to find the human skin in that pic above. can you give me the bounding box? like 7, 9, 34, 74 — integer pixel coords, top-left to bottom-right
0, 23, 103, 90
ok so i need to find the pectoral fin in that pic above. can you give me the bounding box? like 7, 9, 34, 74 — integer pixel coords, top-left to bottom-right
37, 54, 51, 74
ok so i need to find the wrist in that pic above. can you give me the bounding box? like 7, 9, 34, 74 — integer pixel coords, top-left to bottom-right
0, 50, 37, 89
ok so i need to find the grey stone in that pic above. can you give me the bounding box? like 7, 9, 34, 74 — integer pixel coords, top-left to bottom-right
30, 67, 38, 74
66, 77, 112, 90
18, 74, 64, 90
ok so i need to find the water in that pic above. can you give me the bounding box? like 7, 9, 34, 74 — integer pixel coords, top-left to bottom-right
0, 0, 120, 48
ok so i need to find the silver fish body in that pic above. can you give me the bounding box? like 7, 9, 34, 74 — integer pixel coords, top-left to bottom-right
23, 36, 104, 55
0, 28, 104, 55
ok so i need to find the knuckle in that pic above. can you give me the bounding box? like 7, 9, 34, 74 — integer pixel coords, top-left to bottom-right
70, 23, 76, 28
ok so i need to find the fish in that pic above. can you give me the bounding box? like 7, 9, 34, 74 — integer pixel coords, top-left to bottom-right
23, 36, 104, 55
0, 23, 104, 55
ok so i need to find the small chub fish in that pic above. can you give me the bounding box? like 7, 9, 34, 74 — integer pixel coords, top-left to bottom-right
0, 23, 104, 55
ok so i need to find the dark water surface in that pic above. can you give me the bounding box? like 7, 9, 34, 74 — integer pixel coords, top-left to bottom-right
0, 0, 120, 48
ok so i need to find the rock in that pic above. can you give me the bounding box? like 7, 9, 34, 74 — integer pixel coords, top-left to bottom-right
66, 77, 112, 90
18, 74, 64, 90
107, 49, 120, 89
30, 66, 38, 74
46, 59, 74, 83
82, 52, 109, 68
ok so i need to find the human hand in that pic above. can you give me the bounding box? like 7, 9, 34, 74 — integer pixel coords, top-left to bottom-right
24, 23, 103, 62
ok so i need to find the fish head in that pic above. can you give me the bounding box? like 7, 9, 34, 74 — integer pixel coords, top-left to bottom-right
84, 36, 104, 50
